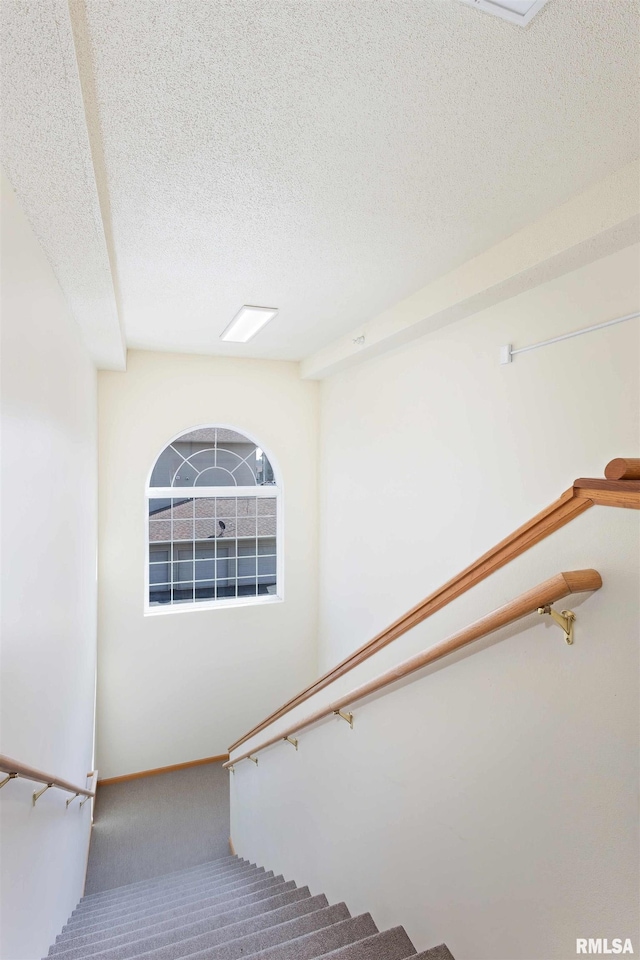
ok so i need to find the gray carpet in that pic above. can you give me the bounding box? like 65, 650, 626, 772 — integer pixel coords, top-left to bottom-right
85, 762, 230, 894
72, 766, 455, 958
45, 855, 455, 959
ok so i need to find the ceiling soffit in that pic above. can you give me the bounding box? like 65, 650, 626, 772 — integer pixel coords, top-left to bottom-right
1, 0, 125, 370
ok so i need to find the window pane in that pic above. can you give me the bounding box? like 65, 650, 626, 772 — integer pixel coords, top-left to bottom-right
185, 449, 216, 474
149, 520, 171, 541
257, 516, 276, 537
216, 556, 236, 580
195, 518, 218, 539
195, 541, 215, 560
195, 499, 216, 518
172, 468, 197, 487
194, 467, 236, 486
195, 581, 215, 601
172, 585, 194, 602
256, 450, 274, 484
231, 462, 255, 486
238, 580, 258, 597
236, 497, 256, 517
216, 448, 245, 474
150, 563, 170, 584
236, 516, 257, 538
171, 498, 193, 541
238, 541, 257, 557
150, 545, 170, 562
258, 538, 276, 555
171, 499, 193, 519
258, 556, 276, 577
216, 582, 237, 599
150, 448, 183, 487
173, 560, 193, 583
195, 559, 215, 580
149, 498, 171, 516
238, 557, 256, 577
172, 520, 193, 541
149, 584, 171, 604
220, 520, 238, 538
174, 544, 193, 561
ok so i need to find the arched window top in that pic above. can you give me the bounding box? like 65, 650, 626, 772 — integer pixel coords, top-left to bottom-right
149, 426, 276, 489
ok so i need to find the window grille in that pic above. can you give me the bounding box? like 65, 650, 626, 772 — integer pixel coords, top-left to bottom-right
146, 427, 281, 612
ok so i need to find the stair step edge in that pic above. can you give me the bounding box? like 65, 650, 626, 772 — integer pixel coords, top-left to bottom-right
413, 945, 456, 960
50, 886, 312, 954
80, 858, 244, 902
54, 881, 298, 944
72, 867, 267, 919
306, 926, 417, 960
48, 894, 331, 960
62, 874, 283, 931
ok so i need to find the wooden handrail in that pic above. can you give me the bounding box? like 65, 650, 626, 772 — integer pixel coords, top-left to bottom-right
229, 458, 639, 753
604, 457, 640, 480
226, 570, 602, 767
0, 754, 95, 798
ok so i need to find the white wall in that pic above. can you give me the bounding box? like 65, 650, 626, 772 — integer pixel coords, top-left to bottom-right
0, 171, 98, 960
318, 244, 640, 673
230, 244, 640, 960
97, 351, 318, 779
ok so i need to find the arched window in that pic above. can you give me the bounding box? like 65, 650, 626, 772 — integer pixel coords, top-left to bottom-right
146, 426, 281, 612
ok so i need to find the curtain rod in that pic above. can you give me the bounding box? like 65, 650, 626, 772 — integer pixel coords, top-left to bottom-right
500, 311, 639, 364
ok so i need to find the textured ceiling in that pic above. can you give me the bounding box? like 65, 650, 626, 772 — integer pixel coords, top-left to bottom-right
1, 0, 124, 369
2, 0, 639, 364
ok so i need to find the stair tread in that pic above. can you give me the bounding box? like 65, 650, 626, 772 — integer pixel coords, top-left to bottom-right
314, 926, 417, 960
413, 946, 455, 960
81, 858, 241, 902
55, 879, 297, 944
45, 857, 452, 960
229, 913, 378, 960
51, 894, 331, 960
61, 874, 284, 934
50, 887, 310, 955
78, 862, 255, 912
94, 902, 351, 960
71, 867, 267, 921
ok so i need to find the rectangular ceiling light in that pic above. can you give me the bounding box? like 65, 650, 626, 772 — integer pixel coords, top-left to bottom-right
220, 305, 279, 342
457, 0, 549, 26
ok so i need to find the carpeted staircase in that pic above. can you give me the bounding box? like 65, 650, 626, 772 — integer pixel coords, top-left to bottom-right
45, 855, 454, 960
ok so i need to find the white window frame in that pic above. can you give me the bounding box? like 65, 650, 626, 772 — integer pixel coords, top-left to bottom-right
144, 425, 284, 616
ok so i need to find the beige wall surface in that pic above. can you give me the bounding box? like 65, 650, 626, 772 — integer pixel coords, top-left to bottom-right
97, 351, 319, 778
317, 244, 639, 673
0, 171, 98, 959
230, 244, 640, 960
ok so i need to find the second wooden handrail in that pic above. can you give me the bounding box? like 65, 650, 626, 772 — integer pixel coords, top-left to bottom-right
226, 569, 602, 767
0, 755, 95, 799
604, 457, 640, 480
229, 458, 638, 753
